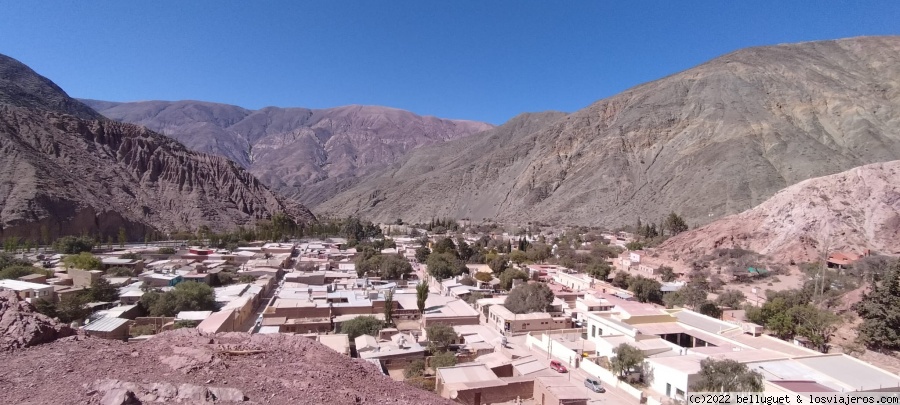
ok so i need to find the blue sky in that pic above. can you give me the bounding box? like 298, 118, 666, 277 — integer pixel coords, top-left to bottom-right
1, 1, 898, 124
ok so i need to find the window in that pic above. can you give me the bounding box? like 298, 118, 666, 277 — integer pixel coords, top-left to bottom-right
591, 325, 596, 337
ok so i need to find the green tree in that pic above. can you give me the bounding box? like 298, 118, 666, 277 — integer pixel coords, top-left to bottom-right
158, 247, 176, 255
416, 281, 429, 313
426, 253, 465, 280
610, 343, 646, 378
425, 323, 458, 352
856, 258, 900, 352
697, 301, 723, 319
53, 236, 95, 254
0, 266, 40, 280
88, 278, 120, 302
663, 283, 708, 309
690, 358, 763, 392
628, 276, 663, 304
140, 281, 217, 317
118, 227, 128, 247
63, 252, 102, 270
625, 241, 644, 251
505, 282, 554, 314
33, 298, 58, 318
56, 294, 90, 323
474, 272, 493, 283
404, 359, 426, 379
383, 289, 395, 326
430, 351, 457, 369
415, 246, 431, 263
488, 256, 509, 274
664, 212, 689, 236
715, 290, 746, 309
0, 253, 32, 270
105, 266, 134, 277
499, 268, 529, 290
341, 315, 383, 341
458, 275, 476, 286
432, 238, 457, 257
508, 250, 528, 266
238, 274, 258, 283
585, 261, 612, 280
658, 266, 677, 282
466, 291, 485, 305
789, 305, 841, 353
611, 272, 632, 288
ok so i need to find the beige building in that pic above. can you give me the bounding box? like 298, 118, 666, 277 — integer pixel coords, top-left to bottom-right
488, 305, 570, 335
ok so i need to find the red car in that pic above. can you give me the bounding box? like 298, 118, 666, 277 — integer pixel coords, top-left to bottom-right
550, 360, 568, 373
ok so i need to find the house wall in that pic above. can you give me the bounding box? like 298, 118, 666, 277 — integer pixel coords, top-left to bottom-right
647, 360, 695, 400
422, 315, 480, 327
281, 320, 331, 334
69, 269, 101, 287
449, 381, 534, 405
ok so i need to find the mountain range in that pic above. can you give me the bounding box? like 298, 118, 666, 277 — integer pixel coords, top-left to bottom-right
0, 54, 314, 241
80, 99, 493, 206
313, 36, 900, 227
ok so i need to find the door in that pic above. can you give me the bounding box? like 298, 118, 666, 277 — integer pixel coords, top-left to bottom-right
666, 383, 671, 397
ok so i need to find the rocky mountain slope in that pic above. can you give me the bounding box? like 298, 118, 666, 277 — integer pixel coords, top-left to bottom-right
81, 99, 493, 206
0, 53, 314, 240
318, 36, 900, 227
0, 297, 447, 405
658, 160, 900, 263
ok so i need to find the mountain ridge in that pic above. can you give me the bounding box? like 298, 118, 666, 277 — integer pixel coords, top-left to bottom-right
80, 98, 495, 207
0, 53, 314, 240
317, 36, 900, 227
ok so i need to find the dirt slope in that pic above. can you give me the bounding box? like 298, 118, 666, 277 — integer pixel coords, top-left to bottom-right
659, 160, 900, 263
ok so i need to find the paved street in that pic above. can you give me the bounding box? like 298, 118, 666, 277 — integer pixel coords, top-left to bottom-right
510, 335, 640, 404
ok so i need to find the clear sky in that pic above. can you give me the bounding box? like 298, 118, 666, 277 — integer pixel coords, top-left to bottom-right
1, 1, 898, 124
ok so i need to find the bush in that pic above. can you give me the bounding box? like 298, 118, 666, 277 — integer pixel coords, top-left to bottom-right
341, 316, 383, 341
62, 252, 102, 270
157, 247, 176, 255
430, 351, 457, 369
404, 359, 426, 379
53, 236, 95, 254
106, 266, 134, 277
139, 281, 217, 317
474, 272, 493, 283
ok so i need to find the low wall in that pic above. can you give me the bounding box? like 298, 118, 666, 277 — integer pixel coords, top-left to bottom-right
580, 358, 644, 401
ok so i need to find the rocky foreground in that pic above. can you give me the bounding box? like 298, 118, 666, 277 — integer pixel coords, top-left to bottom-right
0, 292, 449, 405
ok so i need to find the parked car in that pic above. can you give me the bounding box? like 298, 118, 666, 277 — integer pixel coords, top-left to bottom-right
549, 360, 567, 373
584, 378, 606, 393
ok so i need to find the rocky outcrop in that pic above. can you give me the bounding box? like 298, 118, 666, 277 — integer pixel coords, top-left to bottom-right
0, 329, 453, 405
0, 290, 75, 351
81, 100, 494, 206
658, 160, 900, 263
318, 36, 900, 227
0, 54, 314, 240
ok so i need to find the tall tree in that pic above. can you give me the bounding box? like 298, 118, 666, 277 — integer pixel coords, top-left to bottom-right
416, 281, 429, 313
610, 343, 646, 378
856, 258, 900, 352
383, 289, 394, 326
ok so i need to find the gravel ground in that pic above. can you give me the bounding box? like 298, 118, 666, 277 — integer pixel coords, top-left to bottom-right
0, 328, 452, 404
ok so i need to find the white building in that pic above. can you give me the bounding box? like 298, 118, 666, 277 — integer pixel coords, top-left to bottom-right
0, 279, 54, 302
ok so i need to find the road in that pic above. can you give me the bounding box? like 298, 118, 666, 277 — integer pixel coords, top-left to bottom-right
525, 340, 639, 404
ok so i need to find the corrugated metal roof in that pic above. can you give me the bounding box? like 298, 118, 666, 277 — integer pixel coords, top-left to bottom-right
84, 317, 129, 332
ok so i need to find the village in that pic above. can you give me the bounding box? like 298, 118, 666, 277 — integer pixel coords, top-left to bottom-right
0, 221, 897, 405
